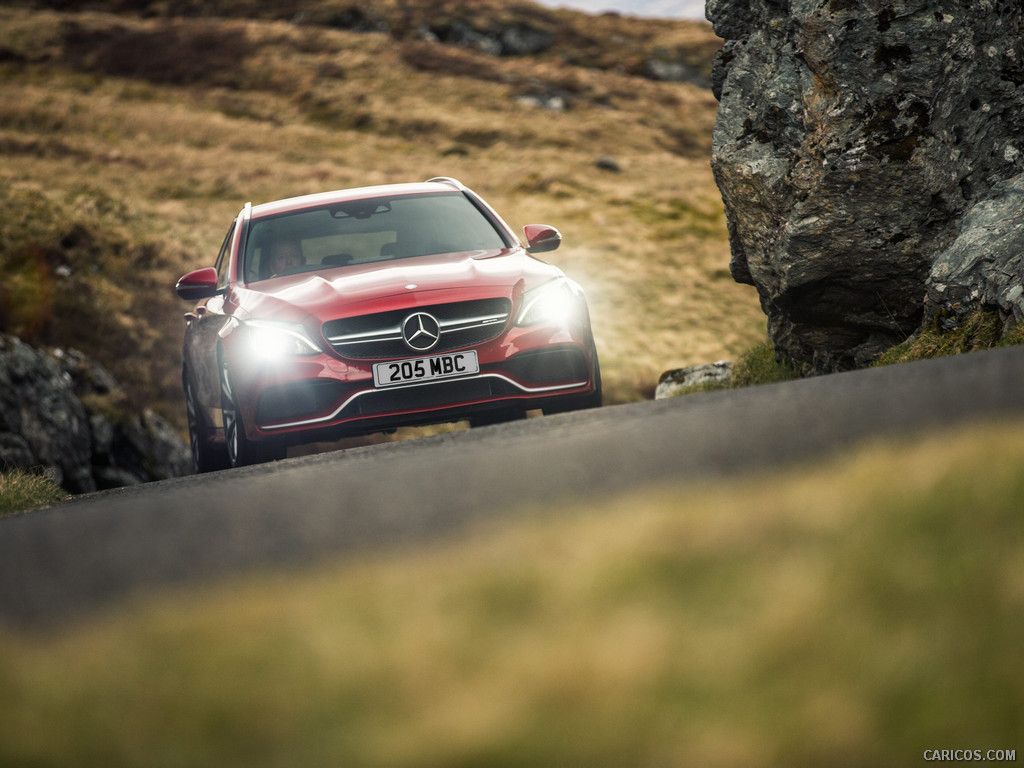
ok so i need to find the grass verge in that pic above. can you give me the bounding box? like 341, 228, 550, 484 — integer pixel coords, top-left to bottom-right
669, 339, 799, 396
876, 308, 1024, 366
0, 470, 68, 517
1, 421, 1021, 766
676, 310, 1024, 400
729, 339, 798, 387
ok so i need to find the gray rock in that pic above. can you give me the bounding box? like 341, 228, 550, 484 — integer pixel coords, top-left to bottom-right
514, 93, 568, 112
644, 57, 712, 89
89, 413, 114, 459
448, 20, 503, 57
926, 173, 1024, 328
52, 346, 117, 397
0, 432, 36, 471
708, 0, 1024, 374
0, 334, 190, 494
122, 409, 191, 483
325, 8, 389, 34
500, 26, 556, 57
655, 361, 733, 399
0, 335, 94, 493
418, 18, 554, 58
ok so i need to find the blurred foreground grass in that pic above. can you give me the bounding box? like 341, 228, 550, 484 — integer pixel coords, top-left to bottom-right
1, 421, 1022, 766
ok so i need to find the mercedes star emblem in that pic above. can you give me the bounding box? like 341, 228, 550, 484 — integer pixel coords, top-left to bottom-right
401, 312, 441, 351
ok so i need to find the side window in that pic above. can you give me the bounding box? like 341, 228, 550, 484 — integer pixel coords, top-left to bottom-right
214, 221, 236, 288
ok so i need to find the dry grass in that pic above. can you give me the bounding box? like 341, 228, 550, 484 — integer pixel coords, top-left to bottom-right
877, 308, 1024, 367
0, 469, 69, 517
0, 3, 764, 431
1, 420, 1022, 765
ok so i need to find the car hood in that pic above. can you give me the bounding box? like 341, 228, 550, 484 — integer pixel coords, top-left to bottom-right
230, 248, 562, 325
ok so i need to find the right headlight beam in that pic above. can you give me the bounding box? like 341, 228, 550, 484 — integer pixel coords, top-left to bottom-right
515, 278, 582, 327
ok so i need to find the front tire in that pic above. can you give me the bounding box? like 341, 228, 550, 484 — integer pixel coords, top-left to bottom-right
220, 362, 286, 468
184, 370, 228, 474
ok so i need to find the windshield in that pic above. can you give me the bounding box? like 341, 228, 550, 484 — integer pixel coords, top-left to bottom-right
243, 191, 510, 283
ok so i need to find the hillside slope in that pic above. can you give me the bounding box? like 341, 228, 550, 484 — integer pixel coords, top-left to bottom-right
0, 1, 764, 430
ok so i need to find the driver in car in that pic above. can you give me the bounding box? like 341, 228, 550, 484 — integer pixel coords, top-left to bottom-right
268, 239, 304, 276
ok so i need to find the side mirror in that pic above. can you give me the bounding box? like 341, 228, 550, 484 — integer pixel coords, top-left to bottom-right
175, 267, 220, 301
523, 224, 562, 254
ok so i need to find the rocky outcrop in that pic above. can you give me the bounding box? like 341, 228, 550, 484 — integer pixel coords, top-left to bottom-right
0, 335, 190, 494
708, 0, 1024, 374
0, 336, 93, 493
416, 18, 557, 57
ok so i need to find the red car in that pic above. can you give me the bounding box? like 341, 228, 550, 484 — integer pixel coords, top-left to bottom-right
175, 177, 601, 471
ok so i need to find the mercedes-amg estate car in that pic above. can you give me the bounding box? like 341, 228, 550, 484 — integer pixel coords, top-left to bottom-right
175, 177, 601, 471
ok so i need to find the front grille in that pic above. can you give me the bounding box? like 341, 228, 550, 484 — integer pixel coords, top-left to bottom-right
323, 298, 511, 360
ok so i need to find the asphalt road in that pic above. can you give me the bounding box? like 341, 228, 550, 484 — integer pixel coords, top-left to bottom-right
3, 345, 1024, 629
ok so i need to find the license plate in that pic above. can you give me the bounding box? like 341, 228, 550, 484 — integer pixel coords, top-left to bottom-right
373, 351, 480, 387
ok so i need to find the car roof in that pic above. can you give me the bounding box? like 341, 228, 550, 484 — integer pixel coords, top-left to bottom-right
247, 179, 465, 219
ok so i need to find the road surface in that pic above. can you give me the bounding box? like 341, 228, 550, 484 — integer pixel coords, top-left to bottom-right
2, 346, 1023, 628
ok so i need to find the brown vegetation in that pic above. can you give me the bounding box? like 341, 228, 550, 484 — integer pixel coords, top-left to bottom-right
0, 1, 765, 432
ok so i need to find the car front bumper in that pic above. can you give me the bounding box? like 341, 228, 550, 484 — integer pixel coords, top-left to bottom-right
223, 324, 598, 443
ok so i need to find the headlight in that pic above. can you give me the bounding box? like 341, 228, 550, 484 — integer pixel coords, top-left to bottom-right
515, 277, 581, 327
244, 320, 323, 359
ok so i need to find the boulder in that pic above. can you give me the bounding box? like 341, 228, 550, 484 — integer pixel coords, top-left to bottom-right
708, 0, 1024, 374
655, 361, 733, 399
0, 335, 190, 494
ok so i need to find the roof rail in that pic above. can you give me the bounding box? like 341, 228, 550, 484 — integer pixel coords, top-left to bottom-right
425, 176, 465, 190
